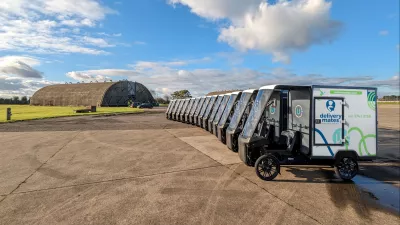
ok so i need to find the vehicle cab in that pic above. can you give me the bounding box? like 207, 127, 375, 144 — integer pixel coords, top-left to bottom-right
178, 99, 190, 122
226, 89, 258, 152
188, 98, 200, 124
182, 98, 195, 123
166, 100, 175, 119
211, 93, 231, 135
204, 95, 223, 131
172, 99, 184, 121
238, 85, 377, 181
199, 95, 217, 129
197, 96, 212, 127
193, 97, 206, 126
216, 91, 242, 143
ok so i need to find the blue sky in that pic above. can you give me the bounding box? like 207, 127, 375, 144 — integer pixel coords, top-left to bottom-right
0, 0, 399, 97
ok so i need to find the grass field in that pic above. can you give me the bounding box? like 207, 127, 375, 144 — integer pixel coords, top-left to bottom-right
0, 105, 143, 122
377, 101, 400, 105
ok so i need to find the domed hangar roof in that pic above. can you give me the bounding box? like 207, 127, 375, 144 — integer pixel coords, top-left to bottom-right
30, 81, 155, 107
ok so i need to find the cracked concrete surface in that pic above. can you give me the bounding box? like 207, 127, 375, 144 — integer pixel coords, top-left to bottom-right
0, 108, 399, 225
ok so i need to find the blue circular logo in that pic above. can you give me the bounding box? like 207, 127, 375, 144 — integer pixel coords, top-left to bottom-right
333, 129, 348, 144
326, 100, 336, 112
269, 105, 276, 114
295, 105, 303, 118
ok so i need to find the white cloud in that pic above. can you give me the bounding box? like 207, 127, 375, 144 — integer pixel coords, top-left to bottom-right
83, 36, 115, 47
60, 18, 95, 27
0, 0, 117, 55
0, 56, 41, 67
129, 57, 211, 71
98, 32, 122, 37
0, 56, 43, 78
169, 0, 342, 63
66, 71, 111, 82
65, 62, 400, 97
379, 30, 389, 36
0, 55, 65, 97
66, 69, 140, 83
0, 74, 58, 97
169, 0, 262, 20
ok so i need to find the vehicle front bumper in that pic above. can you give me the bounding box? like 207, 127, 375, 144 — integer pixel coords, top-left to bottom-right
202, 117, 208, 129
217, 124, 228, 144
207, 120, 213, 133
238, 136, 251, 165
226, 128, 241, 151
212, 121, 218, 136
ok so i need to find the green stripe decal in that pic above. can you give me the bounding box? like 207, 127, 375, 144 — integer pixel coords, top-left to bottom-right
345, 127, 376, 156
330, 90, 362, 95
367, 91, 376, 111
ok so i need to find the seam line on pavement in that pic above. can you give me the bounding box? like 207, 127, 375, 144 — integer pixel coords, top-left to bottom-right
226, 166, 322, 224
0, 131, 82, 204
167, 127, 322, 224
9, 164, 225, 195
164, 129, 225, 167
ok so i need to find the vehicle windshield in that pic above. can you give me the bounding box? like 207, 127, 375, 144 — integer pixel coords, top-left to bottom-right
227, 92, 252, 130
213, 95, 230, 123
209, 96, 223, 120
194, 98, 205, 115
180, 100, 189, 114
199, 97, 211, 117
218, 94, 238, 126
189, 99, 200, 116
167, 101, 175, 113
174, 100, 183, 113
172, 100, 181, 113
242, 89, 274, 138
185, 100, 194, 114
203, 96, 216, 118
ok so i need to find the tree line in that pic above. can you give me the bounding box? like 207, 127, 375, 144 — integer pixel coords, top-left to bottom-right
154, 90, 193, 104
379, 95, 400, 101
0, 96, 30, 104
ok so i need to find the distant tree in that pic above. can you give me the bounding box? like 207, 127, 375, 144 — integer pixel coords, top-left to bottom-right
21, 96, 28, 104
12, 96, 19, 104
0, 96, 30, 104
149, 89, 157, 98
155, 97, 166, 104
171, 90, 192, 99
164, 95, 171, 103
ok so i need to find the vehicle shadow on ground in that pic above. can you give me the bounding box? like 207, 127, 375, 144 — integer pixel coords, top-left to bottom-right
281, 167, 399, 218
277, 164, 399, 185
378, 128, 400, 160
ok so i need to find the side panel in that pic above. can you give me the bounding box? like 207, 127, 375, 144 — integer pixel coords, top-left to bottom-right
312, 88, 377, 158
289, 90, 311, 155
266, 91, 281, 139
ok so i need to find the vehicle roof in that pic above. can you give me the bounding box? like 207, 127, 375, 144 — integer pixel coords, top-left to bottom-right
259, 84, 377, 90
243, 89, 256, 93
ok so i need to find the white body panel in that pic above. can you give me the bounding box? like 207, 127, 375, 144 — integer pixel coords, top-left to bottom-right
312, 87, 377, 158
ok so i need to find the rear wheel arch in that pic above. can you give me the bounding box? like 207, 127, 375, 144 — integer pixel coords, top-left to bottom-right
334, 150, 359, 163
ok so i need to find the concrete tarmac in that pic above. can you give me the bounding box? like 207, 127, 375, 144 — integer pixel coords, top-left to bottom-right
0, 108, 399, 225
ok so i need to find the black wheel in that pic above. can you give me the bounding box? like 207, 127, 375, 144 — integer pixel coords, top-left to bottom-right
335, 157, 358, 181
255, 154, 280, 181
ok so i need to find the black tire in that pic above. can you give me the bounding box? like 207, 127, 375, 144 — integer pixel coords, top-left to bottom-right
255, 154, 280, 181
335, 157, 358, 181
